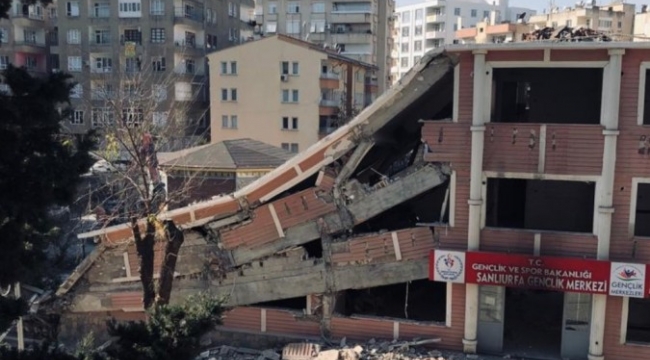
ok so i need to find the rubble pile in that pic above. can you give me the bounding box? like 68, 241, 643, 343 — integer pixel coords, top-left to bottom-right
522, 26, 612, 42
196, 337, 466, 360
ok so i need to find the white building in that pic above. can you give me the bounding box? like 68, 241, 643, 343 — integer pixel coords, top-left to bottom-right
391, 0, 535, 83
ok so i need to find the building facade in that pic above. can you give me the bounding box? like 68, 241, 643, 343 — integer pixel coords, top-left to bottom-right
253, 0, 393, 94
207, 34, 377, 153
0, 0, 57, 89
390, 0, 535, 84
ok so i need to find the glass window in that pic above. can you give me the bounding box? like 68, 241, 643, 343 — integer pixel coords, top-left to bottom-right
471, 9, 477, 17
415, 9, 423, 20
312, 2, 325, 13
401, 26, 410, 37
454, 8, 460, 16
401, 10, 410, 22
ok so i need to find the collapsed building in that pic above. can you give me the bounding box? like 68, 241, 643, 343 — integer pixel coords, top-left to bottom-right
55, 43, 650, 360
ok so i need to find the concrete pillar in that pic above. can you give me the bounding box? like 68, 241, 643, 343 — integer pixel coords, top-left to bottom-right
588, 48, 624, 360
463, 49, 488, 354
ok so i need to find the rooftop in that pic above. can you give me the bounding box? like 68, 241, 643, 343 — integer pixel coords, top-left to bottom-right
158, 138, 294, 170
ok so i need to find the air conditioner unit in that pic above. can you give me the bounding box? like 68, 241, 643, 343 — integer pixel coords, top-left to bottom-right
280, 74, 289, 82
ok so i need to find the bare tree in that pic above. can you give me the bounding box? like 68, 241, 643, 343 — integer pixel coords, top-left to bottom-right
78, 47, 210, 308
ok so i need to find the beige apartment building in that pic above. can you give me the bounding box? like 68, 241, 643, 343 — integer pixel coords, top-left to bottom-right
253, 0, 394, 94
0, 0, 57, 89
207, 34, 377, 153
456, 1, 636, 44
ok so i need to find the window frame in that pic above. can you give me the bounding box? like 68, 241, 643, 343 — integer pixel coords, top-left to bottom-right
70, 110, 84, 125
637, 62, 650, 125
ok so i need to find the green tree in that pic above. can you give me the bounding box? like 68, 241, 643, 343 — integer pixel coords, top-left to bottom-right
0, 65, 95, 331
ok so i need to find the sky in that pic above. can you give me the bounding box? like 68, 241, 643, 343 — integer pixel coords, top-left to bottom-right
395, 0, 647, 12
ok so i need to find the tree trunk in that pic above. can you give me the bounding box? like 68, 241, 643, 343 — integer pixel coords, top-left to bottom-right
132, 218, 156, 309
155, 220, 184, 306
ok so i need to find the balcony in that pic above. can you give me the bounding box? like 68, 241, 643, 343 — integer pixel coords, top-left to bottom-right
455, 27, 478, 39
11, 11, 44, 26
365, 78, 378, 93
426, 14, 443, 23
320, 73, 340, 89
174, 7, 203, 24
330, 12, 371, 24
14, 40, 47, 53
425, 30, 444, 39
331, 31, 372, 44
174, 40, 204, 56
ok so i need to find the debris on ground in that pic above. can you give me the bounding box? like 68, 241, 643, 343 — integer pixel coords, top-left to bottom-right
195, 337, 501, 360
521, 26, 612, 42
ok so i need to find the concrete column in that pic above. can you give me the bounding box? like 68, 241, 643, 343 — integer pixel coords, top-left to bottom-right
588, 48, 624, 360
464, 49, 488, 354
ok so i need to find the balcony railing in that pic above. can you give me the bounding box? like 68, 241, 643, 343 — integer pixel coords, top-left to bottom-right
174, 7, 203, 22
13, 12, 44, 20
320, 99, 339, 107
88, 9, 110, 18
320, 72, 339, 80
15, 40, 46, 47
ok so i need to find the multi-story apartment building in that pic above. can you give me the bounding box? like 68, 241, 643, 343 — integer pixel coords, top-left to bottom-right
456, 1, 636, 45
253, 0, 394, 94
390, 0, 534, 84
0, 0, 57, 90
207, 34, 377, 153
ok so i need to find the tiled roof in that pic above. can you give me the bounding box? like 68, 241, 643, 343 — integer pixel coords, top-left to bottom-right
159, 138, 294, 170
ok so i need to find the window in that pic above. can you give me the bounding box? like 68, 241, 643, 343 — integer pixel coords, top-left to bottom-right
231, 61, 237, 74
599, 19, 612, 28
634, 183, 650, 237
311, 19, 326, 33
67, 56, 82, 72
91, 108, 114, 127
292, 89, 299, 102
483, 10, 489, 19
0, 55, 8, 70
94, 29, 111, 44
230, 88, 237, 101
123, 29, 141, 44
454, 8, 460, 16
400, 57, 408, 68
24, 30, 37, 44
220, 62, 227, 74
151, 28, 165, 43
122, 108, 143, 126
401, 26, 409, 37
221, 115, 229, 128
66, 1, 79, 16
627, 298, 650, 343
70, 84, 83, 98
118, 1, 141, 17
414, 40, 422, 52
152, 56, 165, 71
70, 110, 84, 125
184, 59, 195, 74
228, 2, 237, 17
415, 25, 423, 36
150, 0, 164, 15
291, 62, 299, 75
312, 2, 324, 13
415, 9, 423, 21
221, 88, 228, 101
586, 19, 591, 28
281, 143, 299, 153
266, 22, 277, 33
92, 2, 110, 17
401, 43, 409, 52
0, 28, 7, 43
152, 84, 167, 102
175, 82, 192, 100
414, 55, 422, 64
491, 68, 602, 124
229, 27, 238, 41
268, 1, 277, 14
282, 116, 298, 130
207, 34, 217, 48
25, 56, 37, 69
222, 115, 238, 128
618, 21, 622, 29
231, 115, 238, 129
281, 61, 289, 74
287, 1, 299, 13
282, 89, 299, 103
123, 83, 139, 97
67, 29, 81, 44
566, 20, 573, 27
153, 111, 168, 127
286, 20, 300, 34
486, 178, 595, 233
401, 10, 410, 22
471, 9, 477, 17
93, 57, 112, 72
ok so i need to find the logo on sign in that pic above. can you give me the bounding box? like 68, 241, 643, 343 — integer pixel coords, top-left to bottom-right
609, 262, 646, 298
434, 251, 465, 283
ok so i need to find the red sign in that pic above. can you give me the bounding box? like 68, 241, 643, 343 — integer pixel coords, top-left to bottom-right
465, 251, 611, 294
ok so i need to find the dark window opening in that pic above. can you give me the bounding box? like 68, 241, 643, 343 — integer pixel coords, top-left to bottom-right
303, 239, 323, 259
491, 68, 602, 124
256, 296, 306, 311
354, 181, 450, 233
627, 298, 650, 343
643, 70, 650, 125
635, 183, 650, 237
486, 178, 595, 233
341, 280, 446, 322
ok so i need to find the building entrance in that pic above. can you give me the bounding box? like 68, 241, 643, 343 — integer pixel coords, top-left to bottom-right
476, 286, 591, 360
504, 288, 563, 359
